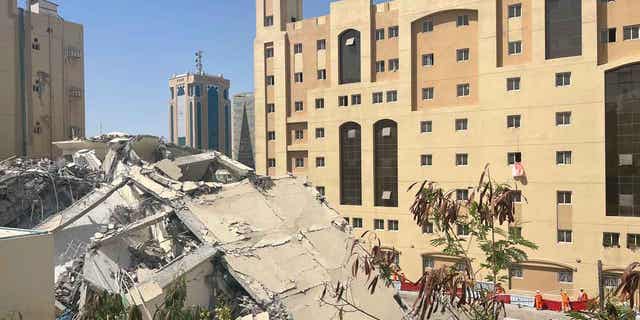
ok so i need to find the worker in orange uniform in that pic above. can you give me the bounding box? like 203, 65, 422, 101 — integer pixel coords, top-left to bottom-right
495, 283, 505, 294
577, 288, 589, 302
535, 290, 544, 310
560, 289, 571, 312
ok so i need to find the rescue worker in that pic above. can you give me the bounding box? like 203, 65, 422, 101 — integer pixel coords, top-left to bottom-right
535, 290, 544, 310
495, 283, 505, 294
560, 289, 571, 312
577, 288, 589, 302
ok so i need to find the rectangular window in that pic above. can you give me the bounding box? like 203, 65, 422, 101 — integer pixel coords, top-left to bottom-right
457, 15, 470, 27
456, 153, 469, 166
455, 118, 468, 131
374, 219, 385, 230
422, 222, 434, 234
265, 47, 274, 58
294, 43, 303, 54
267, 131, 276, 140
602, 28, 617, 43
266, 75, 275, 85
457, 224, 470, 236
317, 39, 326, 50
386, 90, 398, 102
559, 271, 573, 283
456, 48, 470, 62
294, 72, 304, 83
507, 77, 521, 91
556, 151, 572, 165
316, 186, 325, 196
317, 69, 327, 80
315, 128, 325, 138
623, 25, 640, 40
375, 28, 385, 40
628, 234, 640, 249
556, 72, 571, 87
507, 115, 521, 128
376, 60, 385, 72
558, 230, 573, 243
388, 26, 399, 38
315, 98, 325, 109
268, 158, 276, 167
556, 111, 571, 125
294, 129, 304, 140
373, 92, 384, 104
420, 121, 433, 133
388, 220, 399, 231
508, 3, 522, 18
389, 59, 400, 71
316, 157, 325, 168
422, 53, 434, 66
351, 94, 361, 105
267, 103, 275, 113
557, 191, 572, 204
352, 217, 363, 228
339, 95, 349, 107
423, 256, 435, 270
545, 0, 582, 59
512, 190, 522, 203
422, 87, 434, 100
422, 20, 434, 33
510, 267, 524, 279
421, 154, 433, 166
295, 157, 305, 167
507, 152, 522, 165
603, 232, 620, 248
456, 189, 469, 201
294, 101, 304, 112
508, 41, 522, 55
264, 15, 274, 27
457, 83, 470, 97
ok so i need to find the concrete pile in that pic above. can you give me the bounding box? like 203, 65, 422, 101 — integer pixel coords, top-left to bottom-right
3, 135, 409, 320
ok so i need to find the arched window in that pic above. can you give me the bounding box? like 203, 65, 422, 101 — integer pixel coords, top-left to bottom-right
374, 119, 398, 207
339, 29, 361, 84
606, 63, 640, 216
340, 122, 362, 205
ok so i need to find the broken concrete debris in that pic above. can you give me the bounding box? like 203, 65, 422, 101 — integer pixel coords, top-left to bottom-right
2, 134, 407, 320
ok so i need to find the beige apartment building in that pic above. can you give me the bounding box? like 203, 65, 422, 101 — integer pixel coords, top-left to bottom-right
254, 0, 640, 296
168, 72, 231, 154
0, 0, 85, 159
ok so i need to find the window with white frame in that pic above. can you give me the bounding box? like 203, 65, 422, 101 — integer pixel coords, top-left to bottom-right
422, 87, 434, 100
558, 229, 573, 243
628, 234, 640, 249
316, 186, 325, 196
456, 153, 469, 166
351, 94, 361, 105
386, 90, 398, 102
315, 128, 325, 138
316, 157, 325, 168
388, 26, 399, 38
557, 191, 572, 204
510, 266, 524, 278
603, 232, 620, 248
556, 111, 571, 126
556, 72, 571, 87
295, 157, 305, 167
264, 15, 274, 27
556, 151, 572, 165
267, 158, 276, 167
266, 75, 275, 85
457, 15, 469, 27
421, 154, 433, 166
422, 53, 434, 66
422, 20, 434, 33
375, 28, 385, 40
507, 77, 521, 91
294, 101, 304, 112
372, 219, 385, 230
420, 121, 432, 133
339, 95, 349, 107
559, 271, 573, 283
508, 3, 522, 18
376, 60, 385, 72
456, 189, 469, 201
315, 98, 325, 109
294, 129, 304, 140
372, 92, 384, 104
456, 48, 470, 62
507, 152, 522, 165
267, 103, 275, 113
389, 58, 400, 71
455, 118, 468, 131
423, 222, 434, 234
507, 114, 521, 128
265, 47, 274, 58
623, 25, 640, 40
317, 39, 326, 50
267, 131, 276, 140
294, 72, 303, 83
294, 43, 303, 54
457, 224, 470, 236
388, 220, 399, 231
352, 217, 363, 228
457, 83, 470, 97
423, 256, 435, 270
508, 41, 522, 55
317, 69, 327, 80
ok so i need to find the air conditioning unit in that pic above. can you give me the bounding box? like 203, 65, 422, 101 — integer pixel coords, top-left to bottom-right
65, 46, 82, 59
68, 87, 82, 98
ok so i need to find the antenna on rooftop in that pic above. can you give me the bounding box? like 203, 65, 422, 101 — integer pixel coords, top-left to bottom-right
195, 50, 204, 76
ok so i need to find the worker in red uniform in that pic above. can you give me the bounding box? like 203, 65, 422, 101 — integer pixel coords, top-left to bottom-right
495, 283, 505, 294
535, 290, 544, 310
561, 289, 571, 312
577, 288, 589, 302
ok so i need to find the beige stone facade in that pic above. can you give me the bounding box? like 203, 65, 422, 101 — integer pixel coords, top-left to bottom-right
0, 0, 85, 159
254, 0, 640, 297
168, 73, 231, 154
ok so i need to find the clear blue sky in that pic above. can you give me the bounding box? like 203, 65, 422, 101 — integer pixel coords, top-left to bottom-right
34, 0, 384, 138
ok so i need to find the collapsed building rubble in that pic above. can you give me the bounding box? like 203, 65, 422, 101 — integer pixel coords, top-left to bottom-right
3, 135, 408, 320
